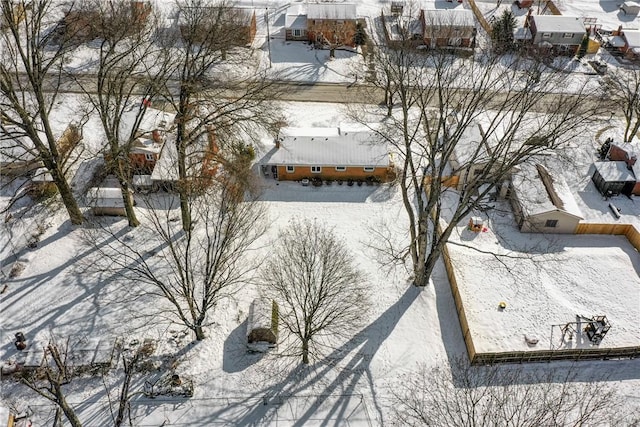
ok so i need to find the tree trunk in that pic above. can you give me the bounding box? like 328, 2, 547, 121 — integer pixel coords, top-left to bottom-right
302, 339, 309, 364
121, 185, 139, 228
116, 158, 139, 227
53, 385, 83, 427
50, 165, 83, 225
194, 325, 205, 341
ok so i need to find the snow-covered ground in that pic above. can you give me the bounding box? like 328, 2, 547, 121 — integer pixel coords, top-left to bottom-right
3, 0, 640, 422
2, 101, 640, 425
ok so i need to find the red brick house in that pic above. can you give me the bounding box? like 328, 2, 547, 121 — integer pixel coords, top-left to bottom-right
285, 3, 358, 48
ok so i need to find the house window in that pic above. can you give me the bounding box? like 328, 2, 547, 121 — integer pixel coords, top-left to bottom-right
292, 29, 302, 37
335, 166, 347, 172
448, 37, 462, 46
542, 32, 552, 38
315, 19, 322, 24
311, 166, 322, 173
363, 166, 375, 172
562, 32, 574, 38
545, 219, 558, 228
286, 165, 295, 173
145, 154, 155, 161
337, 20, 344, 25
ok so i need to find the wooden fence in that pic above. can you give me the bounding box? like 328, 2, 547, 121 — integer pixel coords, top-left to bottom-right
575, 223, 640, 252
440, 220, 639, 365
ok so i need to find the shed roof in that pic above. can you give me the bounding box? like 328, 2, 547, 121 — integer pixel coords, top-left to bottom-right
531, 15, 585, 33
270, 124, 389, 167
512, 162, 583, 219
623, 29, 640, 49
307, 3, 357, 20
593, 161, 637, 182
86, 187, 128, 208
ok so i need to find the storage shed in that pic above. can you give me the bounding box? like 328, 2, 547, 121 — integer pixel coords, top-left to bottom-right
621, 1, 640, 15
86, 187, 133, 217
510, 163, 583, 233
246, 298, 278, 352
591, 161, 637, 197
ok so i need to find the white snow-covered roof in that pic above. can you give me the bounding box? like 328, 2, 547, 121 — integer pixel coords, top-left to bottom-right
512, 162, 583, 219
593, 161, 637, 182
285, 4, 307, 29
151, 136, 179, 181
32, 167, 54, 182
422, 8, 475, 28
138, 108, 175, 133
623, 29, 640, 49
531, 15, 586, 34
609, 35, 626, 48
86, 187, 127, 208
451, 123, 488, 167
270, 125, 389, 167
306, 3, 357, 20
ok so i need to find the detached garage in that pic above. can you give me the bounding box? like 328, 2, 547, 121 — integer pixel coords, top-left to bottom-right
591, 161, 637, 197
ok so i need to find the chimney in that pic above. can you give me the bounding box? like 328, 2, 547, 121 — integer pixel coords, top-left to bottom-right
152, 129, 161, 143
626, 154, 637, 170
275, 138, 281, 149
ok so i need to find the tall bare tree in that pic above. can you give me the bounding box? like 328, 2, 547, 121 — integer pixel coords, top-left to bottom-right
260, 219, 368, 364
19, 339, 83, 427
356, 27, 595, 287
88, 171, 267, 340
156, 0, 281, 231
0, 0, 84, 224
72, 0, 161, 227
604, 66, 640, 142
391, 357, 639, 426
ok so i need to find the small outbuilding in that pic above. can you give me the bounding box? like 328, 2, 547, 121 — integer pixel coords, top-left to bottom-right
510, 163, 583, 233
621, 1, 640, 15
246, 298, 278, 352
86, 187, 133, 217
591, 161, 637, 197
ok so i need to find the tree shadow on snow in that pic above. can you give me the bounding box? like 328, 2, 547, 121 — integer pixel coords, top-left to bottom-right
222, 320, 265, 373
184, 285, 422, 426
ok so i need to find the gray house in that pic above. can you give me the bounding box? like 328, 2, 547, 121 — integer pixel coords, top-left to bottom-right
528, 15, 586, 54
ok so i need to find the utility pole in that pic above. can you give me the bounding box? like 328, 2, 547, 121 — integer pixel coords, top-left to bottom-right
265, 8, 272, 68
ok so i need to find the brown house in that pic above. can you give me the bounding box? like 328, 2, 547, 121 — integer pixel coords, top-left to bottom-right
58, 1, 151, 43
306, 3, 358, 47
420, 8, 476, 50
285, 3, 360, 47
179, 6, 256, 46
267, 124, 393, 182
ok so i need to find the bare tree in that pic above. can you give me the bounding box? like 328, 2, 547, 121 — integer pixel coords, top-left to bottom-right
356, 28, 595, 287
19, 339, 83, 427
88, 172, 267, 340
72, 0, 161, 227
260, 219, 369, 364
604, 66, 640, 142
155, 0, 282, 231
0, 0, 84, 224
391, 357, 640, 426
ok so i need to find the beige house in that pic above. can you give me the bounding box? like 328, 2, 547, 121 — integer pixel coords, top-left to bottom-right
509, 163, 583, 233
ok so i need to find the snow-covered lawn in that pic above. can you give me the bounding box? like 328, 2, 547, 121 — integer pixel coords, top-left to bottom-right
2, 100, 640, 424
